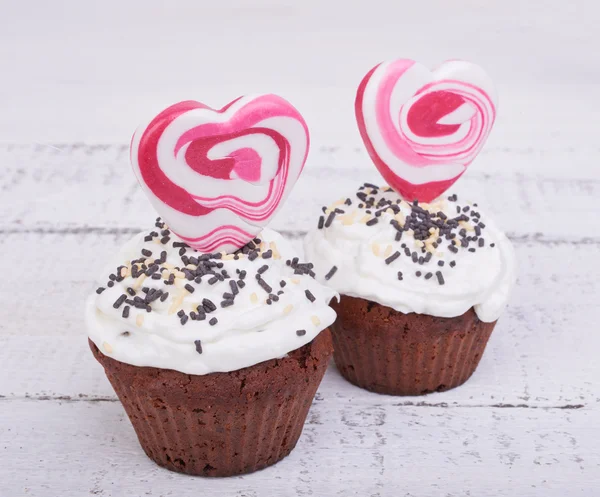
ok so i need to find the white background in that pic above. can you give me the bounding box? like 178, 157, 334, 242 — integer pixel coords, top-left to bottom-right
0, 1, 598, 496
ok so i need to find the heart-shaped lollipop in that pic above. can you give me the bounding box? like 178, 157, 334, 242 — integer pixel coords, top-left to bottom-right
355, 59, 497, 202
130, 95, 309, 253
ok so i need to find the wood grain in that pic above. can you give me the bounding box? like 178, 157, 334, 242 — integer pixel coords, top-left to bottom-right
1, 400, 595, 497
1, 145, 599, 242
0, 233, 597, 408
1, 0, 599, 494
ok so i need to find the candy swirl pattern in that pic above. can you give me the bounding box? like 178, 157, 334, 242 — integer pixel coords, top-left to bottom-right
355, 59, 497, 202
131, 95, 309, 253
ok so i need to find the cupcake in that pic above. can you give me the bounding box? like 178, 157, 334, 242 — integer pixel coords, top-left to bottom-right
86, 94, 337, 476
304, 58, 516, 396
87, 225, 336, 475
304, 187, 515, 395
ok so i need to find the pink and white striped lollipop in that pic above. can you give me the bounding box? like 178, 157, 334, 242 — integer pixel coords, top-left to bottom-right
355, 59, 497, 202
130, 95, 309, 253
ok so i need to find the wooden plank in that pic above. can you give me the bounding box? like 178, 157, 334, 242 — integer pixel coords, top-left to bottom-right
1, 0, 596, 148
0, 232, 597, 406
0, 399, 595, 496
1, 145, 599, 241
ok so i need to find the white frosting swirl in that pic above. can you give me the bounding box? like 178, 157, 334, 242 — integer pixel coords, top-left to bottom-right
304, 186, 516, 322
86, 228, 337, 375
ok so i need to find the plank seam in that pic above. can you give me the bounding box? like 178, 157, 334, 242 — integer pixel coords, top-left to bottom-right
1, 226, 598, 245
0, 395, 586, 409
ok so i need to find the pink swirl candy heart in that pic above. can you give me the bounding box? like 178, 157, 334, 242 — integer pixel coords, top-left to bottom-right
130, 95, 309, 253
355, 59, 497, 202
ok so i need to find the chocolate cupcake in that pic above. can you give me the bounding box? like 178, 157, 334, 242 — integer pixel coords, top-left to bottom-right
86, 225, 337, 476
304, 186, 516, 396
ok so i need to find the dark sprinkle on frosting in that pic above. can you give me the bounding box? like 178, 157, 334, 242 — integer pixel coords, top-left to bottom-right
385, 251, 400, 265
324, 266, 338, 280
305, 289, 316, 302
315, 185, 497, 287
95, 220, 330, 338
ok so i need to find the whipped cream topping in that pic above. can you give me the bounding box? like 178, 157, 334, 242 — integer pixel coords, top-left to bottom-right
86, 224, 337, 375
304, 185, 516, 322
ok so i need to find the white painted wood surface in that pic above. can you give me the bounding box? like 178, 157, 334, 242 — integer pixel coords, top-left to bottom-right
1, 1, 599, 495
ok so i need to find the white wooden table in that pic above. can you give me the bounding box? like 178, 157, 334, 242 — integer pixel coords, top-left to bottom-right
1, 1, 598, 495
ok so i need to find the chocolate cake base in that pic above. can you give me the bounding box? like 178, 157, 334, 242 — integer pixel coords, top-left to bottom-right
330, 296, 495, 396
90, 330, 333, 477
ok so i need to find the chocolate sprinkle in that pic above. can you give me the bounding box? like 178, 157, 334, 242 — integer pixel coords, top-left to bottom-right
296, 329, 307, 337
113, 294, 127, 309
305, 289, 316, 302
325, 266, 338, 280
194, 340, 203, 354
209, 317, 218, 326
324, 211, 336, 228
366, 217, 379, 226
202, 299, 216, 313
257, 265, 269, 274
96, 287, 105, 294
180, 315, 189, 325
256, 276, 273, 294
385, 251, 401, 265
122, 306, 130, 318
318, 216, 325, 229
436, 271, 445, 285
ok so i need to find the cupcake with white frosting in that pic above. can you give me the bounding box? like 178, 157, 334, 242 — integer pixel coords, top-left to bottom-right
87, 222, 337, 476
304, 184, 516, 396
